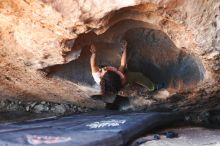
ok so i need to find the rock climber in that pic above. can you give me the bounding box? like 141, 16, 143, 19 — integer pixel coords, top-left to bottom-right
90, 40, 162, 96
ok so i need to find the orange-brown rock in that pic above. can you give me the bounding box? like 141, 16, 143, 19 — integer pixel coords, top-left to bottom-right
0, 0, 219, 111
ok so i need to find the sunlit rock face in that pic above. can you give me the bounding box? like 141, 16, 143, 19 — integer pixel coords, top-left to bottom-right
0, 0, 219, 109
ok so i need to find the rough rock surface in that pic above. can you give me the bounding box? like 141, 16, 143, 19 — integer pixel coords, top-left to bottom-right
0, 99, 89, 114
0, 0, 219, 115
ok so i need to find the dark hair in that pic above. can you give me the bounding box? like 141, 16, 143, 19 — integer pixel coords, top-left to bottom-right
100, 71, 122, 95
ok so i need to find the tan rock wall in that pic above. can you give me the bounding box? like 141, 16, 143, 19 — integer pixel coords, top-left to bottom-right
0, 0, 219, 109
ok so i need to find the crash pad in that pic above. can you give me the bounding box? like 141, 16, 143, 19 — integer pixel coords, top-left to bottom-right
0, 111, 183, 146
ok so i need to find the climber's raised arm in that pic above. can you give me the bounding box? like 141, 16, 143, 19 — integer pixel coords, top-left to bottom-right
119, 40, 127, 73
90, 44, 100, 73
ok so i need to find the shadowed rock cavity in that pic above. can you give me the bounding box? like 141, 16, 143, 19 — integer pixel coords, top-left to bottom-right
45, 20, 205, 91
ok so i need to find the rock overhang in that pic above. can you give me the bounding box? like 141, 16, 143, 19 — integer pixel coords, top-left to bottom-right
0, 0, 219, 110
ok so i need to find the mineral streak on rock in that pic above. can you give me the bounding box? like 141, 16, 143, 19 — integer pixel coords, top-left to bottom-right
0, 0, 219, 112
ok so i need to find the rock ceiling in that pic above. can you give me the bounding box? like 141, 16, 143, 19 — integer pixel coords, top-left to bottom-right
0, 0, 219, 110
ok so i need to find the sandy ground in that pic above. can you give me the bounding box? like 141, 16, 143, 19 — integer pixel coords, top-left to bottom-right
133, 127, 220, 146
